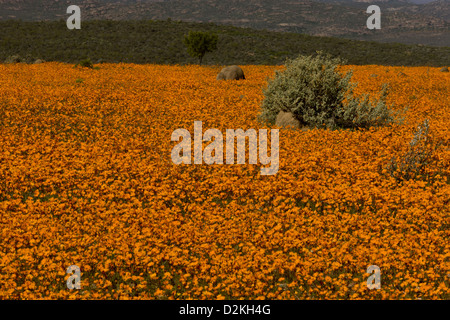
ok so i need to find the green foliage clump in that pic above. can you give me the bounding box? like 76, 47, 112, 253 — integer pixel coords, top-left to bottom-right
258, 52, 404, 130
183, 31, 218, 65
75, 58, 94, 69
5, 54, 23, 63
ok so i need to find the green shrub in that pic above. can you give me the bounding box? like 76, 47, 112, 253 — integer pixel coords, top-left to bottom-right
386, 119, 448, 182
258, 52, 404, 130
75, 58, 94, 68
5, 55, 23, 63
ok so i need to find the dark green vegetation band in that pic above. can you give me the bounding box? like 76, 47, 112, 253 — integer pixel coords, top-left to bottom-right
0, 20, 449, 66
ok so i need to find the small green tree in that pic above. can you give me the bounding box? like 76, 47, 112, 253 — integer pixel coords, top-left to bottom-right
183, 31, 218, 65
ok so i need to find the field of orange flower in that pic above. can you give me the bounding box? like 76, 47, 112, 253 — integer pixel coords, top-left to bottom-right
0, 62, 449, 299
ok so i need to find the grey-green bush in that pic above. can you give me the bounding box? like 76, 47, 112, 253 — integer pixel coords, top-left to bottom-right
258, 52, 403, 130
386, 119, 447, 182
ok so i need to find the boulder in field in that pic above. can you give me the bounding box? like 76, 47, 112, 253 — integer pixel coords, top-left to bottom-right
440, 66, 449, 72
216, 65, 245, 80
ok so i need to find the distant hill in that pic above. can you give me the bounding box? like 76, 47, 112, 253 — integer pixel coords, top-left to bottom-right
316, 0, 438, 5
420, 0, 450, 21
0, 20, 448, 67
408, 0, 439, 3
0, 0, 448, 46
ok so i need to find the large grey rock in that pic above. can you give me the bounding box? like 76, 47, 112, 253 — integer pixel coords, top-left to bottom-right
216, 65, 245, 80
440, 66, 449, 72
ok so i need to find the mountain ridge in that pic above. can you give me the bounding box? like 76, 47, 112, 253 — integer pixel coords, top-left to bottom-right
0, 0, 448, 46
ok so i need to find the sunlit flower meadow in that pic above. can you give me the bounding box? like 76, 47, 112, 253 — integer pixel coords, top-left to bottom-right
0, 62, 449, 299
